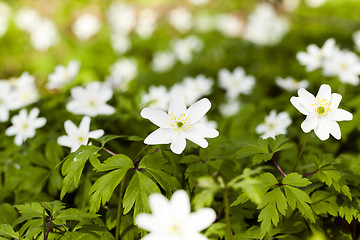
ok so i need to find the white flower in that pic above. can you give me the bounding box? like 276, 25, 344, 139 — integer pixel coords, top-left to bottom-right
141, 90, 219, 154
275, 76, 309, 92
219, 100, 241, 117
187, 0, 210, 6
66, 82, 115, 117
0, 2, 11, 37
353, 30, 360, 52
151, 51, 176, 73
256, 110, 292, 139
47, 60, 81, 90
282, 0, 300, 11
243, 3, 289, 46
136, 190, 216, 240
72, 13, 101, 41
110, 33, 131, 54
31, 18, 59, 51
296, 38, 338, 72
0, 81, 17, 122
172, 74, 213, 106
172, 35, 203, 64
6, 108, 46, 145
12, 72, 39, 109
57, 116, 104, 152
323, 50, 360, 86
218, 67, 255, 99
167, 7, 192, 33
136, 9, 157, 39
105, 58, 137, 91
107, 2, 136, 35
215, 14, 243, 38
290, 84, 353, 140
305, 0, 327, 8
15, 7, 41, 32
194, 14, 214, 33
141, 85, 170, 110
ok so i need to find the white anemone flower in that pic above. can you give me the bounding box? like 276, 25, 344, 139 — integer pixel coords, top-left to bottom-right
0, 81, 17, 122
151, 51, 176, 73
57, 116, 104, 152
141, 85, 170, 110
136, 9, 157, 39
6, 108, 46, 145
66, 82, 115, 117
290, 84, 353, 141
141, 90, 219, 154
215, 14, 243, 38
110, 33, 131, 54
12, 72, 39, 109
172, 35, 203, 64
218, 67, 255, 99
105, 58, 137, 91
47, 60, 81, 90
72, 13, 101, 41
167, 7, 193, 34
256, 110, 292, 139
275, 76, 309, 92
136, 190, 216, 240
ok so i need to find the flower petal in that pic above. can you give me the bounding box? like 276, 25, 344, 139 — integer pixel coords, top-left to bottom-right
329, 109, 353, 121
297, 88, 315, 112
315, 84, 331, 100
79, 116, 91, 132
149, 193, 171, 217
314, 120, 330, 141
168, 90, 186, 116
170, 133, 186, 154
88, 129, 104, 139
188, 208, 216, 232
170, 190, 191, 220
144, 128, 172, 145
141, 108, 171, 128
64, 120, 78, 135
290, 97, 309, 115
191, 124, 219, 138
330, 93, 342, 109
186, 98, 211, 125
323, 119, 341, 140
301, 115, 318, 133
135, 213, 155, 232
183, 132, 208, 148
57, 135, 75, 148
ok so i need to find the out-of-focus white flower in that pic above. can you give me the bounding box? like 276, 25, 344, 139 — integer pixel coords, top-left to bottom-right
283, 0, 300, 11
215, 14, 243, 38
172, 74, 213, 106
107, 2, 136, 35
305, 0, 327, 8
141, 90, 219, 154
168, 7, 193, 34
172, 35, 203, 64
290, 84, 352, 140
66, 82, 115, 117
243, 3, 289, 46
219, 100, 241, 117
296, 38, 338, 72
105, 58, 137, 91
0, 2, 11, 37
323, 50, 360, 85
256, 110, 292, 139
218, 67, 255, 99
72, 13, 101, 41
57, 116, 104, 152
275, 76, 309, 92
30, 18, 59, 51
136, 9, 157, 39
353, 30, 360, 52
12, 72, 39, 109
0, 81, 17, 122
194, 14, 214, 33
47, 60, 81, 90
111, 33, 131, 54
15, 7, 41, 32
187, 0, 210, 6
136, 190, 216, 240
141, 85, 169, 110
6, 108, 46, 146
151, 51, 176, 73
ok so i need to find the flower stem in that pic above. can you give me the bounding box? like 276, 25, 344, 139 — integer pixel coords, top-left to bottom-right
45, 217, 53, 240
102, 147, 116, 156
292, 132, 311, 172
302, 169, 318, 178
115, 174, 127, 240
273, 159, 286, 177
42, 204, 46, 240
223, 187, 233, 240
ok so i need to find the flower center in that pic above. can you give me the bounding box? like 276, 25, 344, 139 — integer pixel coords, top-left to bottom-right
22, 123, 29, 130
312, 98, 331, 118
169, 113, 192, 132
340, 62, 348, 70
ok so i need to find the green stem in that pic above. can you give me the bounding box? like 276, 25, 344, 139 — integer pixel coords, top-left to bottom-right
115, 174, 127, 240
292, 132, 312, 172
223, 187, 233, 240
134, 145, 149, 161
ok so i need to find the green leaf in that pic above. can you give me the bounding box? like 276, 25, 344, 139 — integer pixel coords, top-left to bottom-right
284, 185, 315, 223
310, 191, 339, 217
193, 176, 220, 210
89, 155, 134, 213
283, 173, 312, 187
268, 135, 295, 153
0, 203, 18, 224
258, 172, 279, 192
0, 224, 20, 239
339, 198, 360, 223
123, 171, 160, 217
235, 138, 273, 165
55, 208, 100, 221
92, 135, 143, 147
317, 168, 352, 200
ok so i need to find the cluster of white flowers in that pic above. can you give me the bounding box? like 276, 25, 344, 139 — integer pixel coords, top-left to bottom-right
218, 67, 255, 99
297, 38, 360, 85
105, 58, 138, 91
215, 14, 244, 38
135, 9, 157, 39
0, 2, 11, 38
275, 76, 309, 92
15, 7, 59, 51
72, 13, 101, 41
47, 60, 81, 90
243, 3, 289, 46
172, 35, 203, 64
256, 110, 292, 139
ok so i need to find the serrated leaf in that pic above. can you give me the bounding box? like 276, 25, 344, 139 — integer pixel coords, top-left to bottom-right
268, 135, 295, 153
317, 168, 352, 200
339, 198, 360, 224
258, 172, 278, 192
15, 202, 43, 218
92, 135, 143, 147
310, 191, 339, 217
55, 208, 100, 221
284, 185, 315, 223
0, 224, 20, 239
283, 173, 312, 187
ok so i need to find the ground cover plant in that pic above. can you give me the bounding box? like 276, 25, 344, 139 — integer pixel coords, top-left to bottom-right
1, 0, 360, 239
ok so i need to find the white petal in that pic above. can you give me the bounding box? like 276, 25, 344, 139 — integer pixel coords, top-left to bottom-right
14, 134, 23, 146
29, 108, 40, 119
323, 119, 341, 140
329, 109, 353, 121
183, 132, 208, 148
188, 208, 216, 232
170, 190, 190, 220
144, 128, 172, 145
297, 88, 315, 112
314, 121, 330, 141
170, 133, 187, 154
57, 136, 75, 148
191, 125, 219, 138
301, 115, 318, 133
255, 124, 266, 134
5, 126, 16, 136
290, 97, 309, 115
149, 193, 171, 217
330, 93, 342, 109
141, 108, 171, 128
100, 104, 116, 115
186, 98, 211, 125
315, 84, 331, 100
79, 116, 91, 132
34, 118, 46, 128
168, 90, 186, 116
88, 129, 104, 139
64, 120, 78, 135
135, 213, 155, 231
